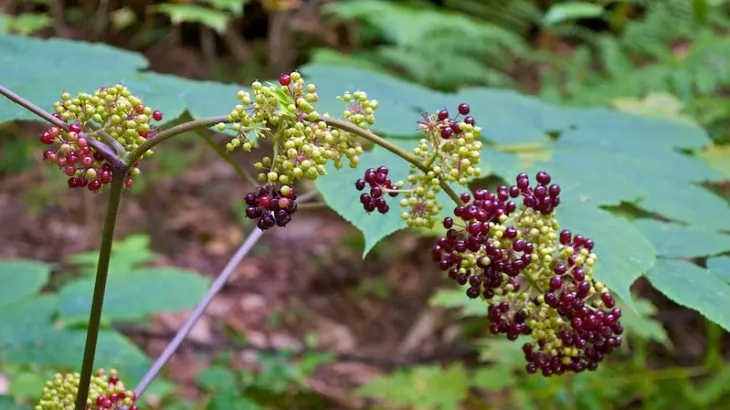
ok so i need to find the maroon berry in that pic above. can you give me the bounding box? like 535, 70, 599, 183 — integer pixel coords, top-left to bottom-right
279, 73, 291, 86
441, 127, 453, 139
458, 103, 470, 115
535, 171, 551, 185
437, 108, 449, 121
152, 110, 163, 121
69, 123, 82, 133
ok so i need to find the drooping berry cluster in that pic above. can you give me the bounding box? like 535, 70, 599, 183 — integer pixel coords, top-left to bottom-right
35, 369, 137, 410
430, 171, 623, 376
224, 71, 377, 186
355, 166, 401, 214
244, 184, 298, 230
42, 85, 162, 191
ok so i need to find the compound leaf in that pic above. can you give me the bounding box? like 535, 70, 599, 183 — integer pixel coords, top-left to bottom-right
301, 64, 446, 136
0, 259, 51, 308
634, 220, 730, 258
644, 259, 730, 331
58, 267, 210, 323
557, 202, 657, 308
315, 146, 411, 256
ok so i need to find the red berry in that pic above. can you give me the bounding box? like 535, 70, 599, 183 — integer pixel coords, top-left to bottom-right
437, 108, 449, 121
134, 105, 145, 114
69, 123, 82, 133
152, 110, 163, 121
279, 73, 291, 86
458, 103, 470, 115
40, 131, 54, 144
109, 375, 119, 385
88, 180, 102, 192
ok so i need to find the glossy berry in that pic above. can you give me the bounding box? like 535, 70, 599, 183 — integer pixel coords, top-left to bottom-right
243, 184, 298, 230
279, 73, 291, 86
356, 166, 400, 214
152, 110, 163, 121
458, 103, 470, 115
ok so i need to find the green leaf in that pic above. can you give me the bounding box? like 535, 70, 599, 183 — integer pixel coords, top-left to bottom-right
633, 219, 730, 258
154, 4, 230, 33
429, 289, 486, 318
472, 366, 517, 390
617, 296, 671, 346
559, 107, 713, 151
8, 371, 47, 401
557, 202, 656, 309
543, 2, 604, 26
205, 0, 248, 16
315, 147, 409, 256
448, 88, 569, 145
0, 259, 51, 308
198, 366, 238, 392
0, 295, 58, 347
0, 396, 30, 410
699, 144, 730, 178
356, 364, 469, 410
0, 35, 147, 123
548, 142, 730, 230
68, 234, 157, 276
644, 259, 730, 331
708, 256, 730, 283
2, 329, 150, 382
301, 64, 445, 136
58, 267, 210, 323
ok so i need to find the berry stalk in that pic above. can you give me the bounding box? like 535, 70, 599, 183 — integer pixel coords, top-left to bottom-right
321, 117, 464, 206
123, 115, 230, 166
74, 166, 127, 410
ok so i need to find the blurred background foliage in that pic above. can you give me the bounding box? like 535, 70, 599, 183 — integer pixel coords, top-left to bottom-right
1, 0, 730, 409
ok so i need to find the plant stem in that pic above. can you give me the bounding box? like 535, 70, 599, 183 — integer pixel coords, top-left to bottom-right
124, 115, 230, 165
322, 117, 463, 206
133, 227, 265, 397
0, 84, 65, 128
133, 190, 318, 398
74, 166, 127, 410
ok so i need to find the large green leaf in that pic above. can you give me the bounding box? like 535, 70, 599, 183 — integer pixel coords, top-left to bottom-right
68, 234, 157, 277
2, 329, 150, 383
634, 219, 730, 258
58, 267, 210, 323
0, 259, 51, 308
0, 35, 147, 123
315, 147, 413, 256
556, 202, 657, 308
645, 259, 730, 331
547, 142, 730, 230
301, 64, 446, 136
0, 295, 58, 347
448, 88, 570, 144
708, 256, 730, 283
154, 4, 231, 33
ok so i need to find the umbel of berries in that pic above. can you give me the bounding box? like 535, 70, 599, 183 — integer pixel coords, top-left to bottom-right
355, 166, 402, 214
431, 171, 623, 376
243, 184, 299, 230
397, 103, 483, 229
35, 368, 138, 410
224, 71, 377, 187
41, 85, 164, 192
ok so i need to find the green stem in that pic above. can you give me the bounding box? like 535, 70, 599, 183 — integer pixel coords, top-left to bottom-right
322, 117, 463, 206
124, 115, 230, 166
74, 166, 127, 410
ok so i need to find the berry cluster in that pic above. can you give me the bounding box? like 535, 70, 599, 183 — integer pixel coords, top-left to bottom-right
355, 166, 401, 214
390, 103, 483, 229
430, 171, 622, 376
225, 71, 377, 187
42, 85, 162, 191
36, 369, 137, 410
244, 184, 298, 230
